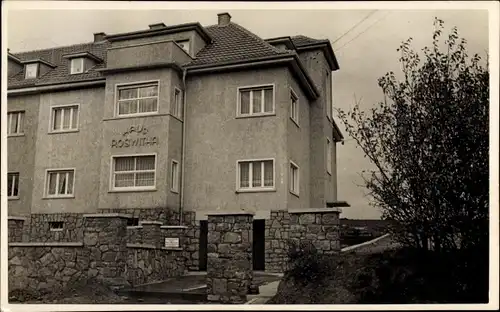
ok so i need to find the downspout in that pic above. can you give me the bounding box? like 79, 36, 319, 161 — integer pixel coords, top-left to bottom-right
179, 68, 187, 225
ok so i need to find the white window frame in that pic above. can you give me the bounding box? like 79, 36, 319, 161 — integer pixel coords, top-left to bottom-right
236, 84, 275, 117
110, 153, 157, 192
176, 39, 190, 54
7, 172, 20, 200
172, 87, 183, 119
70, 58, 84, 74
49, 104, 80, 133
326, 137, 332, 175
171, 160, 179, 193
44, 168, 76, 198
289, 161, 300, 197
25, 63, 38, 79
114, 80, 160, 118
236, 158, 275, 192
7, 111, 25, 136
290, 88, 299, 126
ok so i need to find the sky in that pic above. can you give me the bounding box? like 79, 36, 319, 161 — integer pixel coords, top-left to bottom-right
4, 2, 493, 219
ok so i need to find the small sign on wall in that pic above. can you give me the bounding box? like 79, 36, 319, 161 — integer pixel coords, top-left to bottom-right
165, 237, 180, 248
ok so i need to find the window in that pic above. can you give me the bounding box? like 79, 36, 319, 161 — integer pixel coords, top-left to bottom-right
238, 159, 274, 190
238, 85, 274, 116
70, 58, 84, 74
127, 218, 139, 226
171, 160, 179, 193
326, 70, 332, 120
51, 105, 79, 132
176, 40, 190, 53
290, 89, 299, 125
172, 88, 183, 119
7, 173, 19, 198
25, 63, 38, 79
7, 111, 24, 136
46, 169, 75, 197
49, 222, 64, 231
116, 82, 159, 116
112, 155, 156, 190
326, 138, 332, 174
290, 162, 299, 196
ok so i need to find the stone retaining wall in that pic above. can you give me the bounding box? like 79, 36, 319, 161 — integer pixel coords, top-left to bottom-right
30, 213, 85, 242
98, 207, 180, 225
8, 217, 26, 243
8, 243, 89, 294
206, 213, 253, 304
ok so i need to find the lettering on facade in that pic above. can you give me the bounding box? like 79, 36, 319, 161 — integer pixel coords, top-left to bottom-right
111, 125, 158, 148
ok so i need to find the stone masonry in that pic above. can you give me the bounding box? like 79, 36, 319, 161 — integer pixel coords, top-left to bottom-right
83, 213, 130, 288
30, 213, 85, 242
8, 217, 26, 243
206, 213, 253, 304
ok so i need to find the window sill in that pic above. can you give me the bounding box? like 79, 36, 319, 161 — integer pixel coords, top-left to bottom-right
7, 133, 25, 138
290, 117, 300, 128
8, 196, 20, 201
114, 112, 159, 119
48, 129, 79, 135
49, 228, 64, 232
169, 114, 184, 123
43, 195, 75, 200
103, 113, 167, 121
109, 188, 157, 193
170, 189, 179, 194
236, 113, 276, 119
327, 171, 332, 176
290, 190, 300, 198
236, 188, 276, 193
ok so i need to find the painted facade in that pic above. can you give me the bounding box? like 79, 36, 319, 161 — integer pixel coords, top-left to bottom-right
7, 13, 348, 272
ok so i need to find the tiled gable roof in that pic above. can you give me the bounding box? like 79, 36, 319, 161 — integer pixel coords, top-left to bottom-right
291, 35, 328, 47
186, 23, 293, 67
8, 42, 109, 89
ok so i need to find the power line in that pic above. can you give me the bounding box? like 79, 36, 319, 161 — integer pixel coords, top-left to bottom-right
336, 11, 392, 51
332, 10, 378, 45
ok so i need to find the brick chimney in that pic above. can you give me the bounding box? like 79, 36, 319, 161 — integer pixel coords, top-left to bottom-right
217, 12, 231, 26
93, 32, 106, 42
149, 23, 166, 30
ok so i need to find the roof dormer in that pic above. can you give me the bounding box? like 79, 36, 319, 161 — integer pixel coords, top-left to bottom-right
62, 52, 103, 75
21, 59, 56, 79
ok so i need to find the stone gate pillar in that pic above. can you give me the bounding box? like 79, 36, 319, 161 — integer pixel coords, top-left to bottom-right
83, 213, 130, 288
206, 212, 253, 304
8, 216, 26, 242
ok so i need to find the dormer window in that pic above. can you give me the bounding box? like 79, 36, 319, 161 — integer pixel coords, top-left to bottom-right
176, 40, 190, 54
25, 63, 38, 79
70, 58, 84, 74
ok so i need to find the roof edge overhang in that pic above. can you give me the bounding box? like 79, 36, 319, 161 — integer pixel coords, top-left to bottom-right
96, 62, 183, 75
7, 79, 105, 96
105, 23, 213, 43
62, 52, 103, 63
8, 53, 22, 64
296, 42, 340, 71
21, 58, 57, 68
185, 54, 320, 100
265, 36, 297, 51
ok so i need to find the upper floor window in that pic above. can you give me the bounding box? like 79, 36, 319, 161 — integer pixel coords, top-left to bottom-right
51, 105, 79, 132
25, 63, 38, 79
172, 88, 183, 119
176, 40, 190, 54
326, 138, 332, 175
238, 85, 274, 117
290, 161, 299, 196
70, 58, 84, 74
112, 154, 156, 191
290, 89, 299, 125
116, 82, 159, 117
7, 172, 19, 199
238, 159, 274, 191
46, 169, 75, 198
7, 111, 25, 136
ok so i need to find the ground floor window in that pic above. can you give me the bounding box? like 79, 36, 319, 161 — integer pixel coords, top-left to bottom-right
238, 159, 274, 191
112, 154, 156, 191
46, 169, 74, 197
7, 172, 19, 198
